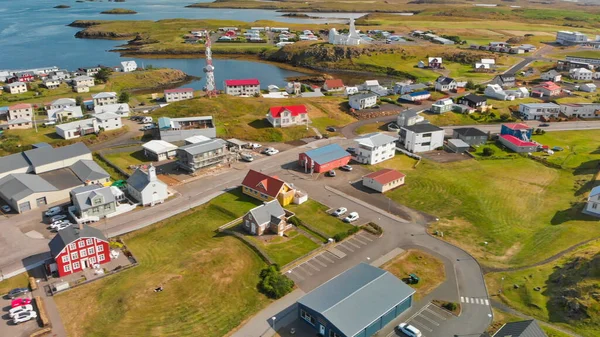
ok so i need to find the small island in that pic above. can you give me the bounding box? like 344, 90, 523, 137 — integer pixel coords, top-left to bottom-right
100, 8, 137, 15
54, 4, 71, 9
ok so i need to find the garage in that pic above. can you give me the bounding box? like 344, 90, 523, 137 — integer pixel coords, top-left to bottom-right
36, 197, 47, 206
19, 201, 31, 212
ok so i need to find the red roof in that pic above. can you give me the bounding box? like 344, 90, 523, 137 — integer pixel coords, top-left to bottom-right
325, 79, 344, 89
241, 169, 287, 198
503, 123, 530, 130
500, 135, 537, 147
224, 79, 260, 86
364, 169, 406, 185
269, 105, 308, 118
9, 103, 32, 110
164, 88, 193, 94
537, 81, 561, 91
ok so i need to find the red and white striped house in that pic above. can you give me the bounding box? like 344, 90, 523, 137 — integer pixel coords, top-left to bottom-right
48, 225, 111, 277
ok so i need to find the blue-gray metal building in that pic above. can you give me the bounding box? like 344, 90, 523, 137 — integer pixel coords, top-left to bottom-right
297, 263, 415, 337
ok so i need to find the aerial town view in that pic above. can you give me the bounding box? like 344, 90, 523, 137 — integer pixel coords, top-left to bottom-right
1, 0, 600, 337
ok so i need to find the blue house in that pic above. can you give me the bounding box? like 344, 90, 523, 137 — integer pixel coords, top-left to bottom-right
500, 123, 533, 141
297, 263, 415, 337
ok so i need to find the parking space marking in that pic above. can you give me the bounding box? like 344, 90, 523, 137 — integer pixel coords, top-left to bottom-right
297, 265, 313, 276
338, 243, 354, 253
304, 261, 320, 272
410, 318, 434, 332
290, 271, 305, 281
312, 257, 327, 267
319, 252, 335, 263
460, 296, 465, 303
418, 313, 440, 326
425, 307, 448, 321
346, 239, 361, 249
352, 236, 367, 245
358, 233, 373, 242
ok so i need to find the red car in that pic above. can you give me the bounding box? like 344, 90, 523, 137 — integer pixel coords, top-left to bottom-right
11, 298, 32, 308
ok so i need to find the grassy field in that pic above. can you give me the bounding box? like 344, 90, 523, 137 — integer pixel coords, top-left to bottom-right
531, 131, 600, 169
54, 189, 271, 337
286, 200, 354, 238
355, 122, 387, 135
94, 153, 128, 181
382, 250, 445, 301
385, 131, 600, 268
485, 239, 600, 337
150, 95, 355, 142
247, 229, 320, 266
370, 154, 418, 172
0, 272, 29, 296
104, 150, 151, 174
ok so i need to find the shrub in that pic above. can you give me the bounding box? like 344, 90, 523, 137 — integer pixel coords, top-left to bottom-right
258, 265, 294, 299
334, 226, 360, 242
362, 222, 383, 236
110, 241, 124, 249
443, 302, 458, 311
288, 216, 301, 227
482, 147, 495, 157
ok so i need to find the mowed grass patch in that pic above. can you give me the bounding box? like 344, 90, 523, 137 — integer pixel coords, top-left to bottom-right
387, 156, 600, 268
104, 150, 151, 174
248, 230, 320, 266
532, 130, 600, 169
355, 122, 387, 135
54, 189, 269, 337
370, 154, 418, 172
0, 272, 29, 296
485, 240, 600, 337
286, 200, 354, 238
382, 250, 445, 301
422, 111, 476, 126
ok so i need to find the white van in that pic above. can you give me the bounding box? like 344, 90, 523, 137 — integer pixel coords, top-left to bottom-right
240, 153, 254, 162
398, 323, 422, 337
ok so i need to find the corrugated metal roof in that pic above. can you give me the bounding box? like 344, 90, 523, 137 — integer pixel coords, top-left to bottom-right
142, 140, 178, 154
298, 263, 415, 337
492, 320, 547, 337
0, 173, 58, 201
248, 200, 285, 225
71, 184, 115, 212
355, 133, 397, 148
303, 144, 350, 165
178, 138, 226, 156
70, 160, 110, 182
24, 142, 91, 170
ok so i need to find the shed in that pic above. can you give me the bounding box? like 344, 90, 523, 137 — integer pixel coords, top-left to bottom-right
446, 138, 470, 153
298, 144, 351, 173
226, 138, 248, 151
142, 140, 178, 161
362, 169, 405, 193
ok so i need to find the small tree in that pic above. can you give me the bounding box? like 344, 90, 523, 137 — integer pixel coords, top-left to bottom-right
465, 80, 476, 90
118, 92, 130, 103
499, 113, 510, 122
75, 96, 83, 106
258, 265, 294, 299
482, 147, 495, 157
95, 68, 112, 83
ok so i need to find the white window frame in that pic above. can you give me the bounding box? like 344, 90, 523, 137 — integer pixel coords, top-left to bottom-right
78, 241, 85, 248
64, 265, 71, 273
71, 252, 78, 260
89, 257, 96, 264
62, 255, 69, 263
80, 249, 87, 257
88, 247, 95, 255
97, 244, 104, 252
87, 238, 93, 245
98, 254, 105, 262
69, 243, 76, 250
73, 261, 80, 269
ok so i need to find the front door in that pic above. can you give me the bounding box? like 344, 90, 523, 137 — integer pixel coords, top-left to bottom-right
251, 223, 256, 234
319, 324, 325, 336
81, 258, 88, 269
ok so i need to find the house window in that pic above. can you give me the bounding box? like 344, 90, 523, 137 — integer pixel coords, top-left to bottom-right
80, 249, 87, 257
69, 243, 76, 250
62, 255, 69, 263
73, 262, 80, 269
329, 331, 340, 337
89, 257, 96, 264
78, 241, 85, 248
87, 239, 93, 245
104, 204, 112, 210
64, 265, 71, 273
98, 254, 105, 262
88, 247, 95, 255
593, 203, 598, 209
300, 309, 316, 326
71, 252, 78, 260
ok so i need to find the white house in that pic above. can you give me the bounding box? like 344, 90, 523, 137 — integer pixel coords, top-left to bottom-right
540, 70, 562, 82
399, 123, 444, 153
345, 86, 359, 96
556, 31, 588, 45
120, 61, 137, 72
142, 140, 178, 161
434, 76, 457, 92
397, 110, 424, 127
580, 83, 597, 92
584, 186, 600, 217
328, 18, 362, 46
55, 113, 122, 140
49, 98, 76, 110
349, 93, 378, 110
92, 92, 118, 106
164, 88, 194, 103
570, 68, 593, 81
127, 165, 168, 207
362, 169, 405, 193
8, 103, 33, 120
267, 105, 308, 127
94, 103, 130, 117
353, 132, 397, 165
595, 72, 600, 80
323, 79, 345, 92
4, 82, 27, 94
362, 80, 381, 92
484, 84, 515, 101
224, 79, 260, 96
560, 103, 600, 118
505, 87, 530, 99
430, 98, 454, 114
71, 76, 95, 88
94, 112, 123, 131
400, 91, 431, 102
47, 106, 83, 122
43, 79, 61, 89
518, 103, 560, 120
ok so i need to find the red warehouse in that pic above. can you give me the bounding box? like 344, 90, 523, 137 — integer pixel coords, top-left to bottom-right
299, 144, 351, 173
48, 224, 111, 277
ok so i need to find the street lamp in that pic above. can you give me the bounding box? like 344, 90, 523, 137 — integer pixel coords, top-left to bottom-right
271, 316, 276, 331
500, 277, 505, 294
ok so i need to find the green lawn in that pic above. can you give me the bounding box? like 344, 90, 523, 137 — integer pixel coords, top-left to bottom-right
104, 150, 151, 174
54, 189, 269, 337
382, 250, 445, 301
485, 239, 600, 337
286, 200, 354, 238
531, 131, 600, 169
355, 122, 387, 135
93, 153, 129, 181
422, 111, 476, 126
0, 272, 29, 296
385, 131, 600, 269
248, 230, 319, 266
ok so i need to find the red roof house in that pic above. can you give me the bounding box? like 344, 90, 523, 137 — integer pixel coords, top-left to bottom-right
533, 81, 561, 97
224, 79, 261, 96
362, 169, 406, 193
323, 79, 345, 92
267, 105, 308, 127
498, 135, 538, 153
241, 169, 296, 206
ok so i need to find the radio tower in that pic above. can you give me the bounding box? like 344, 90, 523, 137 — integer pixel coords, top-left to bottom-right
203, 31, 217, 97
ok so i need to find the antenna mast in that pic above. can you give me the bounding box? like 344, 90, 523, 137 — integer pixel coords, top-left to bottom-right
204, 30, 217, 98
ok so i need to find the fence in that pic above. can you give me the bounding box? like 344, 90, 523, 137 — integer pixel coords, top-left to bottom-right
96, 150, 131, 179
220, 229, 275, 265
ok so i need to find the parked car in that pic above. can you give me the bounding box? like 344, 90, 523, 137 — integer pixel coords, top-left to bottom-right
7, 288, 29, 299
55, 222, 72, 231
340, 165, 352, 171
248, 143, 262, 149
240, 153, 254, 162
45, 206, 62, 217
346, 147, 356, 154
398, 323, 422, 337
326, 170, 336, 177
50, 214, 67, 222
332, 207, 348, 217
343, 212, 359, 223
11, 298, 32, 308
50, 220, 70, 229
9, 305, 33, 318
1, 205, 11, 213
552, 146, 564, 151
13, 311, 37, 324
539, 123, 550, 127
326, 126, 336, 132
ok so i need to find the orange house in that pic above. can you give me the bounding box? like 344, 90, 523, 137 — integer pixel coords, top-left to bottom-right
241, 169, 295, 206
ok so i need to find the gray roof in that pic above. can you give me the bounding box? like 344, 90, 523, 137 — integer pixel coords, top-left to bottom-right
453, 127, 487, 137
492, 320, 547, 337
448, 138, 470, 148
127, 168, 151, 192
171, 116, 212, 122
437, 76, 455, 85
248, 200, 285, 225
24, 142, 91, 170
49, 224, 108, 257
402, 123, 443, 133
355, 133, 397, 148
0, 173, 58, 202
520, 103, 560, 108
93, 112, 121, 120
39, 168, 84, 190
51, 98, 76, 106
70, 160, 110, 182
298, 263, 415, 337
350, 93, 378, 100
71, 184, 115, 212
177, 138, 226, 156
5, 82, 26, 88
8, 117, 32, 125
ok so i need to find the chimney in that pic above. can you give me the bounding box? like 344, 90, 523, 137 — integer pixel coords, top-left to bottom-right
148, 164, 157, 181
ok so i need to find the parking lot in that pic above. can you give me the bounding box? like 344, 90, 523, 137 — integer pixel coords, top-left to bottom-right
0, 294, 39, 336
391, 303, 455, 337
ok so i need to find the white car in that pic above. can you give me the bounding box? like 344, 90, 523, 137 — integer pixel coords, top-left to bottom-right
249, 143, 262, 149
398, 323, 422, 337
332, 207, 348, 217
50, 214, 67, 222
9, 305, 33, 318
343, 212, 359, 223
13, 311, 37, 324
50, 220, 69, 229
240, 153, 254, 162
56, 222, 72, 231
266, 149, 279, 156
1, 205, 11, 213
45, 206, 62, 217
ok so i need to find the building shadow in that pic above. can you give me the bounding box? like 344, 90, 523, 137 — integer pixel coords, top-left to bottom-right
249, 119, 270, 130
573, 159, 600, 176
550, 202, 598, 225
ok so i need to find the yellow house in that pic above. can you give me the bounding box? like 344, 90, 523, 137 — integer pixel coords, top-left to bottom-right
241, 169, 295, 206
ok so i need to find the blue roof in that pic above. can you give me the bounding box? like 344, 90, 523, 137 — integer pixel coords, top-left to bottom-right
0, 106, 8, 112
303, 144, 350, 165
591, 185, 600, 197
298, 263, 415, 337
409, 90, 430, 97
158, 117, 171, 130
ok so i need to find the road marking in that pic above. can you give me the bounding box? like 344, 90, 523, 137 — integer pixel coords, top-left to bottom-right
346, 239, 361, 248
352, 236, 367, 245
425, 308, 448, 321
485, 299, 490, 306
312, 257, 327, 267
304, 261, 320, 272
410, 318, 433, 332
470, 298, 474, 304
319, 253, 335, 263
338, 243, 354, 252
291, 271, 305, 281
358, 233, 373, 242
418, 313, 440, 326
460, 296, 464, 303
297, 265, 312, 276
475, 298, 480, 304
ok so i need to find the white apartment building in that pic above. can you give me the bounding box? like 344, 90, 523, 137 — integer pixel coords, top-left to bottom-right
3, 82, 27, 94
399, 124, 445, 153
518, 103, 560, 120
556, 31, 588, 45
92, 92, 118, 106
71, 76, 95, 88
349, 93, 378, 110
8, 104, 33, 120
353, 132, 398, 165
560, 103, 600, 118
224, 79, 261, 96
164, 88, 194, 102
570, 68, 594, 81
